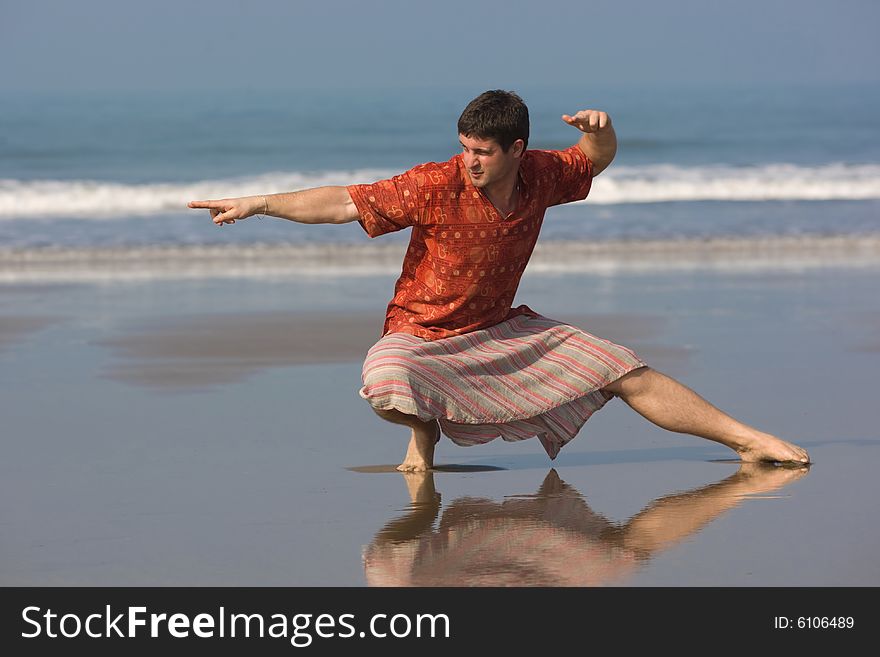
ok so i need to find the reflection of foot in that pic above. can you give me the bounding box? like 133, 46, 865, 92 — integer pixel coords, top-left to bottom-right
735, 433, 811, 464
397, 421, 440, 472
733, 461, 810, 495
401, 470, 439, 505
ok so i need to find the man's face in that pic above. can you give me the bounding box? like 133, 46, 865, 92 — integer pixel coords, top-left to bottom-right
459, 134, 523, 190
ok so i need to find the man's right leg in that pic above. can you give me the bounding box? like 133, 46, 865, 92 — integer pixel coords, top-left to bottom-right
602, 366, 810, 463
372, 408, 440, 472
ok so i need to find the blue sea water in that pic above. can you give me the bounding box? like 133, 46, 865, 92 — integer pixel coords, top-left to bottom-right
1, 82, 879, 252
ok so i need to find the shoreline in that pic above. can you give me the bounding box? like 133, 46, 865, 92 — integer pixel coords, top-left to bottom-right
1, 234, 879, 283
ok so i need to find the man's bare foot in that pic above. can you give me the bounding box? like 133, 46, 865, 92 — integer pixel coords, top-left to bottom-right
397, 421, 441, 472
735, 432, 810, 464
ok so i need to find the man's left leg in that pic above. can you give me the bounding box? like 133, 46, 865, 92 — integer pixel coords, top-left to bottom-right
602, 366, 810, 463
371, 407, 441, 472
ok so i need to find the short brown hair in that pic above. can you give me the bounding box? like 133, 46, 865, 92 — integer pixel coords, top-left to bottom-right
457, 90, 529, 152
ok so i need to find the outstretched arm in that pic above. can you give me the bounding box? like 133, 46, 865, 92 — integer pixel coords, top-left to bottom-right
562, 109, 617, 176
188, 186, 359, 226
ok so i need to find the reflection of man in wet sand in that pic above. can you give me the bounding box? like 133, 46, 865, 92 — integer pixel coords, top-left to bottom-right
189, 90, 809, 471
364, 465, 808, 586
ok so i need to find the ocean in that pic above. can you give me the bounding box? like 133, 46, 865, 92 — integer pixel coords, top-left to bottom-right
1, 82, 878, 276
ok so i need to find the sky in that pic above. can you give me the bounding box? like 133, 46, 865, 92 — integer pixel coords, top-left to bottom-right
1, 0, 879, 93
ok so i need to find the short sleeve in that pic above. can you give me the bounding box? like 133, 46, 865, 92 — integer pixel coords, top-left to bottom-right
347, 171, 422, 239
528, 145, 594, 207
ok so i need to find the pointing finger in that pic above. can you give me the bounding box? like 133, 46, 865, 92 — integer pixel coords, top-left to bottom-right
188, 200, 221, 209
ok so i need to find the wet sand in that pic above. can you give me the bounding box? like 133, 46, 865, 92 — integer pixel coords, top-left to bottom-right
96, 312, 386, 389
0, 266, 878, 585
0, 316, 61, 352
95, 310, 683, 390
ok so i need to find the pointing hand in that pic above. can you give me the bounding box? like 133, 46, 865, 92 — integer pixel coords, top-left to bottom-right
187, 196, 264, 225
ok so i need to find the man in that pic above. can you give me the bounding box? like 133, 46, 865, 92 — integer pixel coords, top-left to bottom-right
189, 90, 810, 472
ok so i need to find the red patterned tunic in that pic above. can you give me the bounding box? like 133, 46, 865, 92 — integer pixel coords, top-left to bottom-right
347, 144, 593, 340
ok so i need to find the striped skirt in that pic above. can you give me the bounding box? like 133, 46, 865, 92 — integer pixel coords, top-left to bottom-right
359, 313, 647, 459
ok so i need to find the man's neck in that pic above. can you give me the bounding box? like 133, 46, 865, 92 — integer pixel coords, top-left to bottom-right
483, 170, 520, 216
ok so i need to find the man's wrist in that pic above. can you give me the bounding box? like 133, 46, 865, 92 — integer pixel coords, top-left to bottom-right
250, 195, 269, 217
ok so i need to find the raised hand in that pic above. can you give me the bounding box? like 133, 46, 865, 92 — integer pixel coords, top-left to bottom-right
187, 196, 265, 225
561, 109, 611, 134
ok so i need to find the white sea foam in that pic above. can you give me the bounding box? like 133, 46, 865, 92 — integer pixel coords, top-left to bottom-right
2, 235, 878, 284
592, 163, 880, 204
2, 163, 880, 220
